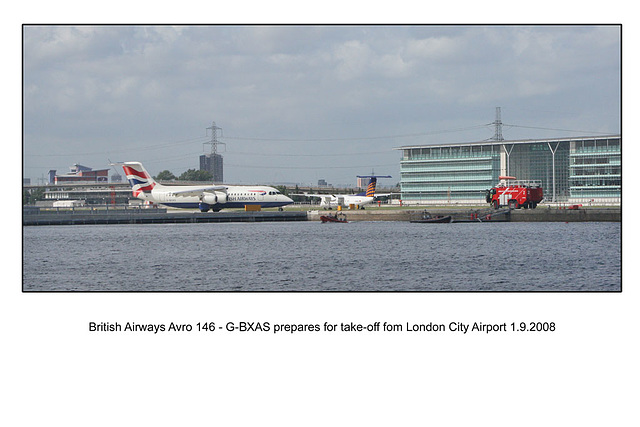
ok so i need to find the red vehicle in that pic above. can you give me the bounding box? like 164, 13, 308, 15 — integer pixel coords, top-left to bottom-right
486, 176, 544, 209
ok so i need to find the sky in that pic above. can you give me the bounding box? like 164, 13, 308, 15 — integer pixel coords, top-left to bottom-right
22, 25, 621, 186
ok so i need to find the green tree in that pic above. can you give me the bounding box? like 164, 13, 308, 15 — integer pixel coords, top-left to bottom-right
178, 169, 213, 181
23, 187, 45, 205
275, 185, 289, 196
155, 170, 176, 181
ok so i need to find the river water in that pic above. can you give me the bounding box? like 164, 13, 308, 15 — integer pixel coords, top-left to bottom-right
22, 221, 621, 291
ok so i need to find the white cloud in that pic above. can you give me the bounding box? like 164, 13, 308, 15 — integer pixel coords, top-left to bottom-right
405, 35, 460, 60
23, 25, 621, 184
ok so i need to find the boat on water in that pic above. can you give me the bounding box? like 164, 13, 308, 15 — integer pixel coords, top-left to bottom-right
320, 212, 348, 223
410, 211, 452, 223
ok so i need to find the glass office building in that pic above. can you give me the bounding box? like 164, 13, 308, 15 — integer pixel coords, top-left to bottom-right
397, 135, 620, 205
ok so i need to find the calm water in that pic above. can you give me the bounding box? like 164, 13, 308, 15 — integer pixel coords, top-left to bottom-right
22, 221, 621, 291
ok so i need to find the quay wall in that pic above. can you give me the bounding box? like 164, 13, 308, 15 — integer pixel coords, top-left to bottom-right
509, 208, 620, 222
307, 208, 621, 222
23, 209, 307, 226
23, 206, 621, 225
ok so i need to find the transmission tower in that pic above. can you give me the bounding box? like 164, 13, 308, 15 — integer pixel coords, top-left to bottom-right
491, 107, 504, 141
204, 121, 226, 155
200, 121, 226, 182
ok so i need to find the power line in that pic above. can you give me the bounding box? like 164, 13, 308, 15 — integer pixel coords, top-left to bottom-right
504, 124, 615, 135
24, 135, 209, 157
221, 125, 489, 143
23, 119, 617, 162
225, 163, 398, 170
224, 149, 392, 157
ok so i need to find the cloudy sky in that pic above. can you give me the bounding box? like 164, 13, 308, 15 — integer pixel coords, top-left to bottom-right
23, 25, 620, 186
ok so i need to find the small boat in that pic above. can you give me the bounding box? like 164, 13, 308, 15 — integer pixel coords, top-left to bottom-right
410, 215, 452, 223
320, 213, 348, 223
410, 211, 452, 223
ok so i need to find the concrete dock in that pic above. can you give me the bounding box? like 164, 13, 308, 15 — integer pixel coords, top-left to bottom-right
23, 208, 307, 226
23, 205, 620, 225
307, 207, 621, 222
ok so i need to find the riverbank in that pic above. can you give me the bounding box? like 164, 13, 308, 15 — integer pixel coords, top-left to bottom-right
23, 205, 620, 225
22, 208, 307, 225
307, 206, 621, 222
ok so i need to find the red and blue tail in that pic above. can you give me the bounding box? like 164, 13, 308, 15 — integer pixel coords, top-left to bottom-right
117, 162, 157, 198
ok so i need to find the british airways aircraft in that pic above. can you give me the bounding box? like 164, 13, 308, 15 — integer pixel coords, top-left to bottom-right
115, 161, 293, 212
297, 175, 392, 209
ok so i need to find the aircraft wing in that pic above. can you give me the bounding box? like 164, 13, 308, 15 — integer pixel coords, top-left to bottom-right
169, 186, 228, 197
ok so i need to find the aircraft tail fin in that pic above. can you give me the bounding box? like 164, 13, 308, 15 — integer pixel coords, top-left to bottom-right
112, 161, 158, 198
365, 177, 377, 197
356, 175, 392, 197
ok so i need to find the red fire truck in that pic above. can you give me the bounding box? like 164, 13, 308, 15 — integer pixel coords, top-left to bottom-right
485, 176, 544, 209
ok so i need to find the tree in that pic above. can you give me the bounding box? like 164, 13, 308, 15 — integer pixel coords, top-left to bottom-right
178, 169, 214, 181
155, 170, 176, 181
23, 187, 45, 205
275, 185, 289, 196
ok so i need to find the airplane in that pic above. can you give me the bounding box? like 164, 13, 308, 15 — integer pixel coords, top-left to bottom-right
114, 161, 294, 212
296, 175, 392, 209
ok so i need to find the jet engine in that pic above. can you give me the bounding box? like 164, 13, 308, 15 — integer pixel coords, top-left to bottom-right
202, 192, 227, 205
199, 191, 228, 212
